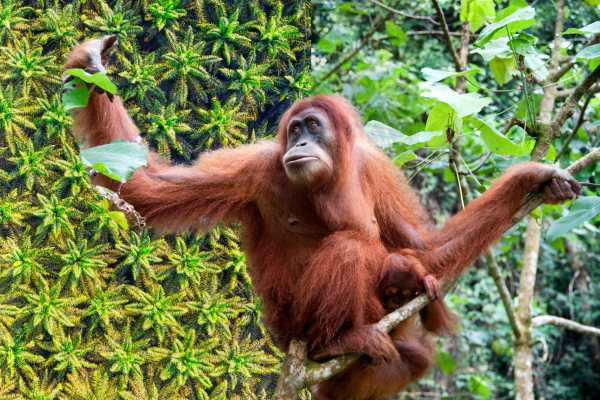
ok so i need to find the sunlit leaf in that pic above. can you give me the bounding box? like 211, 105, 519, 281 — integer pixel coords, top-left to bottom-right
436, 350, 457, 375
564, 21, 600, 35
469, 375, 492, 398
419, 82, 491, 117
460, 0, 496, 32
62, 79, 89, 110
476, 6, 536, 46
364, 120, 444, 149
65, 68, 118, 94
472, 37, 511, 61
576, 44, 600, 63
421, 67, 471, 82
393, 150, 417, 166
385, 21, 406, 46
490, 57, 514, 84
80, 140, 148, 182
524, 52, 549, 81
470, 117, 531, 156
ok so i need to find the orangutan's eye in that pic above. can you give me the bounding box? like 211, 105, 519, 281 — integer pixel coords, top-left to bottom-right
291, 125, 301, 137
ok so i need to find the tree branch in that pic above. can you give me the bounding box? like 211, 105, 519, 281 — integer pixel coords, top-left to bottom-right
554, 93, 593, 161
432, 0, 462, 71
486, 252, 521, 339
552, 66, 600, 132
315, 15, 387, 87
367, 0, 439, 25
274, 148, 600, 399
532, 315, 600, 337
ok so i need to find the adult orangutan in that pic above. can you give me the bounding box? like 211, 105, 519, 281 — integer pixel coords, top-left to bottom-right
64, 36, 580, 400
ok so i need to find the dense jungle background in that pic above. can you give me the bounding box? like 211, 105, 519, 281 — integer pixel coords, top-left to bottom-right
0, 0, 599, 399
312, 0, 600, 399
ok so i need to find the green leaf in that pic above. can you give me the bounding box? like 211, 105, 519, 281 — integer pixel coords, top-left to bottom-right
65, 68, 118, 94
471, 117, 530, 155
425, 103, 460, 147
515, 93, 542, 120
419, 82, 491, 117
436, 350, 457, 375
364, 120, 444, 149
385, 21, 406, 46
564, 21, 600, 35
316, 37, 337, 54
490, 57, 515, 84
393, 150, 417, 167
460, 0, 496, 32
507, 32, 537, 55
476, 6, 536, 46
421, 67, 471, 82
469, 375, 492, 399
109, 211, 129, 230
576, 43, 600, 63
80, 140, 148, 183
472, 37, 511, 61
492, 338, 510, 355
547, 196, 600, 241
524, 52, 549, 81
62, 79, 90, 110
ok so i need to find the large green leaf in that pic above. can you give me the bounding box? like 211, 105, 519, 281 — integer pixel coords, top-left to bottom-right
469, 375, 492, 399
62, 79, 90, 110
576, 43, 600, 62
65, 68, 118, 94
490, 57, 515, 84
460, 0, 496, 32
364, 120, 444, 149
547, 196, 600, 241
385, 21, 406, 46
472, 37, 512, 61
425, 103, 461, 147
419, 82, 491, 117
564, 21, 600, 35
476, 6, 536, 46
435, 350, 457, 375
470, 117, 531, 156
524, 51, 549, 81
393, 150, 417, 167
80, 140, 148, 183
421, 67, 471, 82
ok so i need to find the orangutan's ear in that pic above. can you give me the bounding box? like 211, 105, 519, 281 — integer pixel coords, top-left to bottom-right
101, 35, 118, 61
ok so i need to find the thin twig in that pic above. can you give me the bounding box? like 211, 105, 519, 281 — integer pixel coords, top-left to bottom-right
367, 0, 439, 25
431, 0, 462, 71
316, 15, 387, 87
407, 30, 461, 36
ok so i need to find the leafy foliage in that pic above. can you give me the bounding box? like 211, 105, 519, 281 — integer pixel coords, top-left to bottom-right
0, 0, 309, 397
313, 0, 600, 398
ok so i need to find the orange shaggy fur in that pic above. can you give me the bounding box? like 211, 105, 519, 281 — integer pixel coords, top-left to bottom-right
66, 38, 572, 400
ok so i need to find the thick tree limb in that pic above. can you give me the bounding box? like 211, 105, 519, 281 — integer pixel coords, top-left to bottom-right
274, 148, 600, 399
533, 315, 600, 337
